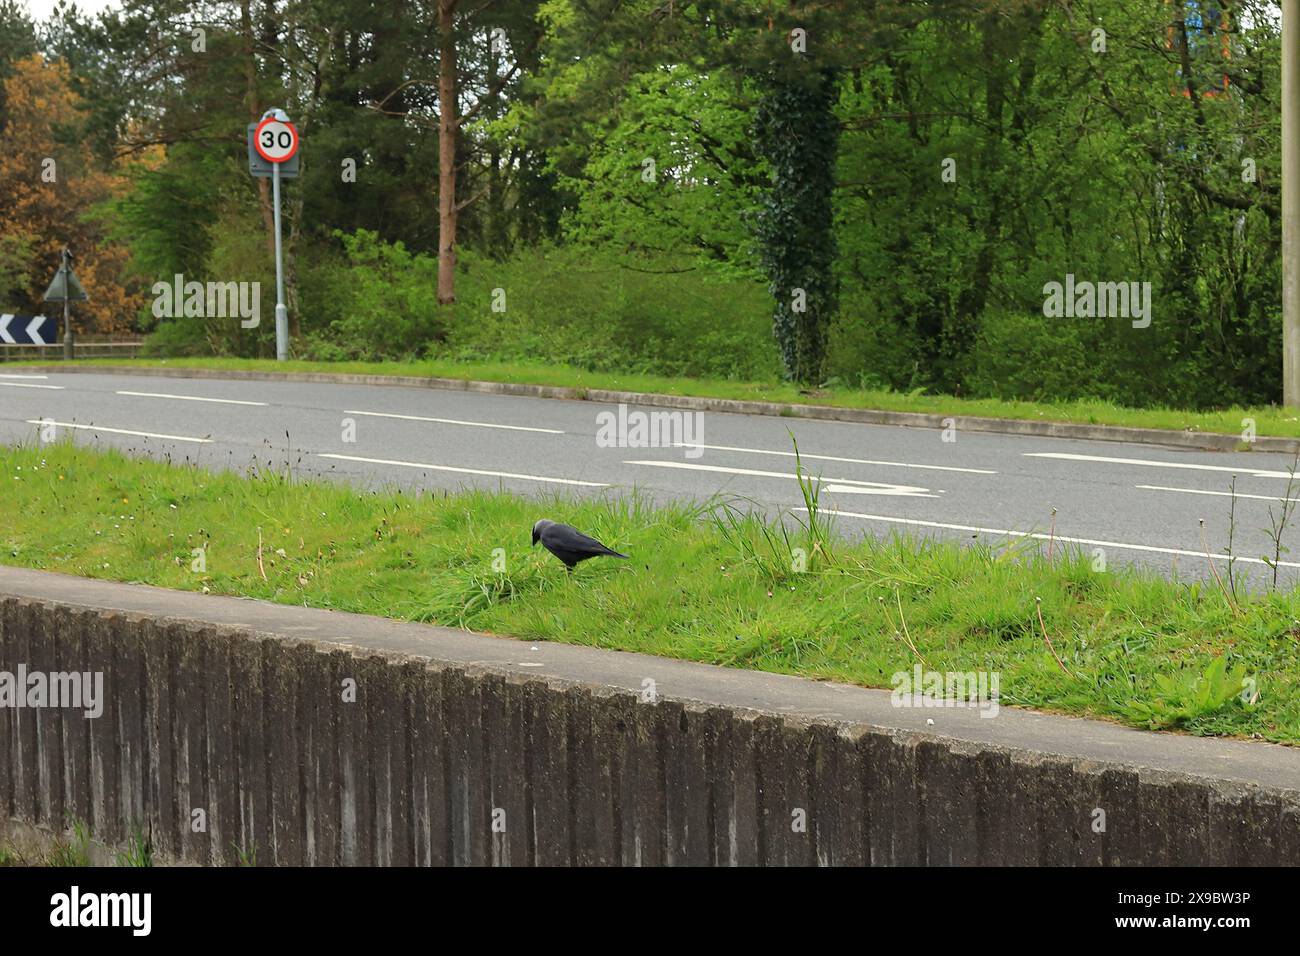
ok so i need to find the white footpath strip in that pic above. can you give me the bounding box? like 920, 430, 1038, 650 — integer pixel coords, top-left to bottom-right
1137, 484, 1300, 504
1, 381, 63, 390
116, 390, 268, 406
318, 453, 606, 487
626, 459, 938, 497
344, 409, 563, 434
1026, 451, 1294, 480
802, 508, 1300, 568
25, 420, 213, 443
672, 442, 995, 474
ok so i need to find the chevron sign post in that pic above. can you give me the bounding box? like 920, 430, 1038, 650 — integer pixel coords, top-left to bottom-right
0, 314, 56, 345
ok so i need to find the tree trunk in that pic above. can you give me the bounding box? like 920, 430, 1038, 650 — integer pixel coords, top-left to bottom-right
487, 31, 506, 257
286, 192, 303, 339
437, 0, 458, 304
753, 69, 840, 386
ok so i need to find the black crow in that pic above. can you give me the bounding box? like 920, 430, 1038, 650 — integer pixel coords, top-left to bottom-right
531, 519, 628, 571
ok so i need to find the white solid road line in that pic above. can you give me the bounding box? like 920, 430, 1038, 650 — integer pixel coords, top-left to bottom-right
1025, 451, 1293, 479
672, 442, 995, 474
0, 373, 47, 379
1, 382, 63, 390
344, 409, 563, 434
1136, 484, 1300, 504
801, 508, 1300, 568
25, 420, 213, 443
318, 453, 606, 487
116, 390, 268, 406
626, 459, 938, 497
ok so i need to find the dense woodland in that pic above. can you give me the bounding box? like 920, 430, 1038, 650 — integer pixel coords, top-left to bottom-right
0, 0, 1286, 408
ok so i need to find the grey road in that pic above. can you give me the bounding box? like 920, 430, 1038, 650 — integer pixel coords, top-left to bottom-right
2, 369, 1299, 589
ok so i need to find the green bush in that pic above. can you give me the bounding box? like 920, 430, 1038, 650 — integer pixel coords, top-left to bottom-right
444, 243, 780, 380
140, 193, 278, 358
307, 229, 447, 361
826, 285, 924, 391
964, 308, 1103, 402
139, 318, 215, 357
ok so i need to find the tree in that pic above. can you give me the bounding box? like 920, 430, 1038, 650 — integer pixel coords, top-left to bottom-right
0, 53, 140, 332
753, 66, 840, 384
521, 0, 923, 384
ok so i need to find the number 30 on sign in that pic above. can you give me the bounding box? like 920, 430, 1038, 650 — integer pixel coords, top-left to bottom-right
254, 117, 299, 163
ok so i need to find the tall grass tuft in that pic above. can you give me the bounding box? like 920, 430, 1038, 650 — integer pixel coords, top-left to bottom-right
708, 432, 835, 582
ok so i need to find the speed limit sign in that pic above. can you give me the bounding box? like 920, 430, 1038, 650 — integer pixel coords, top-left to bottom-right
254, 117, 299, 163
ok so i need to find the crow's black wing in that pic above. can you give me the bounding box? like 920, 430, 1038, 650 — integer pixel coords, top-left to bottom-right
544, 523, 623, 556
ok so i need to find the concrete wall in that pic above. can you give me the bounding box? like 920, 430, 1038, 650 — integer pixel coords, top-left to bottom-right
2, 568, 1299, 866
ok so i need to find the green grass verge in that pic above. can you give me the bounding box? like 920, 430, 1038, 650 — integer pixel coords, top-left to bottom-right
12, 355, 1300, 441
2, 442, 1297, 743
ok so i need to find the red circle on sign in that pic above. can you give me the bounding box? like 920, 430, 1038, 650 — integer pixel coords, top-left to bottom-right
254, 117, 299, 163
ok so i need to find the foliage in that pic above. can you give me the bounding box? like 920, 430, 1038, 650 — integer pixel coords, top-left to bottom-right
310, 229, 447, 360
1117, 656, 1249, 730
551, 63, 766, 277
0, 0, 1289, 409
0, 53, 142, 331
442, 242, 778, 378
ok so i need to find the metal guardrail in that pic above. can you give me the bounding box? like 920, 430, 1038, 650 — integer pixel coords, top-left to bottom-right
0, 341, 145, 361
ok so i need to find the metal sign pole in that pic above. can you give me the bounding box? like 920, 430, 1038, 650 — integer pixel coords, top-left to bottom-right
252, 108, 297, 361
273, 160, 288, 361
43, 247, 86, 355
61, 251, 73, 360
1286, 0, 1300, 405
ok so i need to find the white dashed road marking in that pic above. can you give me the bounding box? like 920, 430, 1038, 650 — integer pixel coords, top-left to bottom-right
116, 390, 268, 406
318, 453, 606, 487
1137, 484, 1300, 504
343, 409, 563, 434
626, 459, 938, 497
673, 442, 995, 474
25, 420, 213, 443
1025, 452, 1293, 480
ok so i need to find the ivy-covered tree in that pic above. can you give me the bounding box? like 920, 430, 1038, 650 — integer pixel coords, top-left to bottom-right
752, 66, 840, 384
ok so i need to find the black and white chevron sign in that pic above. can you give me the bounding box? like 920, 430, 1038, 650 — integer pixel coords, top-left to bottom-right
0, 314, 56, 345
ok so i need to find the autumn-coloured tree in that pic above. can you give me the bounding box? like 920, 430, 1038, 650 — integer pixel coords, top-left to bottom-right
0, 53, 142, 334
